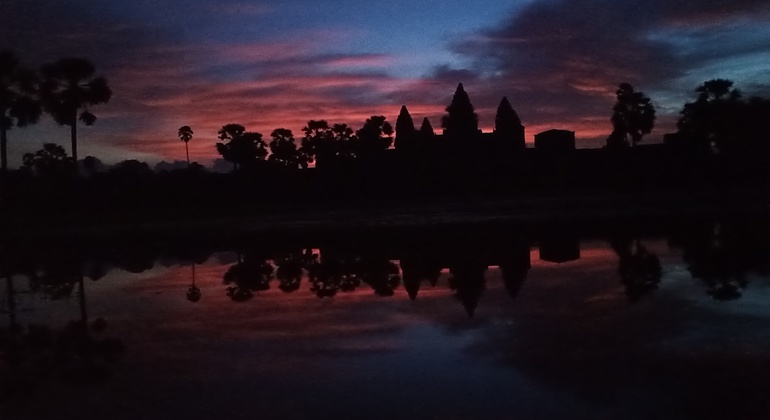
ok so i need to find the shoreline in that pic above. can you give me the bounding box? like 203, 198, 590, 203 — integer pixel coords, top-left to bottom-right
2, 188, 768, 239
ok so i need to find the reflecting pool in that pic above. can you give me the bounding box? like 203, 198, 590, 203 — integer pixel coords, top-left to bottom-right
2, 216, 770, 419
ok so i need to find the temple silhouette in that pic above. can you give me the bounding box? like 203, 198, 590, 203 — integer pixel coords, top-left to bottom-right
316, 83, 577, 170
3, 80, 770, 231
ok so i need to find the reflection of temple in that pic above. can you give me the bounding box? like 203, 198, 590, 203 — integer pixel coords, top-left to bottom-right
538, 236, 580, 263
7, 217, 770, 322
534, 129, 575, 151
501, 244, 532, 300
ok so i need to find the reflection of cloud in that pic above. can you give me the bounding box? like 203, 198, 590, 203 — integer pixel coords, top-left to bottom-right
15, 236, 770, 418
461, 244, 770, 419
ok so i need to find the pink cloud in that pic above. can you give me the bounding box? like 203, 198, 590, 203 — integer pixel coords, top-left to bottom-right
320, 54, 392, 68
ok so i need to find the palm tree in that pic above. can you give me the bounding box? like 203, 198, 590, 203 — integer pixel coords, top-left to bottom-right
178, 125, 193, 167
40, 58, 112, 164
215, 123, 266, 171
611, 83, 655, 147
0, 50, 42, 172
268, 128, 300, 168
355, 115, 393, 155
186, 263, 201, 302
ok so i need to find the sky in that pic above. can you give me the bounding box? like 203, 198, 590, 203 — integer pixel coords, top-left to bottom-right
2, 0, 770, 166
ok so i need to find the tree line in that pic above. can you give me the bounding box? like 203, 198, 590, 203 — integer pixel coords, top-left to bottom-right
4, 48, 770, 183
179, 78, 770, 174
0, 51, 111, 173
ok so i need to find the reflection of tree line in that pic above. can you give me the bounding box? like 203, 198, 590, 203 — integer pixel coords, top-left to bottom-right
218, 249, 405, 300
0, 263, 125, 398
671, 220, 770, 301
3, 220, 770, 320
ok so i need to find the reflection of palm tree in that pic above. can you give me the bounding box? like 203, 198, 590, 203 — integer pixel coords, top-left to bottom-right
274, 251, 305, 293
1, 256, 125, 394
84, 258, 109, 281
40, 58, 112, 164
223, 253, 274, 302
611, 237, 662, 302
4, 275, 17, 329
307, 250, 362, 298
186, 264, 201, 303
359, 257, 401, 297
77, 274, 88, 326
29, 258, 80, 301
1, 320, 125, 392
679, 223, 748, 301
178, 125, 193, 167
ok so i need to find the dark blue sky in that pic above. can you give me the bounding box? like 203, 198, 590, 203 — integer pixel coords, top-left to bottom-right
2, 0, 769, 165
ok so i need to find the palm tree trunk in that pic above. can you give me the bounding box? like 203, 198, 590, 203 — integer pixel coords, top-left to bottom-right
1, 128, 7, 173
5, 275, 16, 328
71, 121, 78, 164
78, 274, 88, 326
185, 141, 190, 167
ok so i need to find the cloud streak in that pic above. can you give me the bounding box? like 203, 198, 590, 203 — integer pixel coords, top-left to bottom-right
427, 0, 770, 145
2, 0, 770, 165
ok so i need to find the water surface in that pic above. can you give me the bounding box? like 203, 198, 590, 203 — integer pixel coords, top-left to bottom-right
2, 217, 770, 419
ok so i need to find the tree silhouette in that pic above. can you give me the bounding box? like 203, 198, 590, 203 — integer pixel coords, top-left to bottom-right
81, 155, 104, 177
22, 143, 71, 176
268, 128, 301, 168
741, 96, 770, 154
355, 116, 393, 155
610, 83, 655, 147
301, 120, 361, 166
215, 124, 267, 171
394, 105, 416, 151
177, 125, 193, 167
676, 80, 770, 156
331, 123, 358, 159
300, 120, 333, 167
677, 79, 742, 154
441, 83, 479, 143
40, 58, 112, 164
605, 129, 628, 149
0, 51, 41, 173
